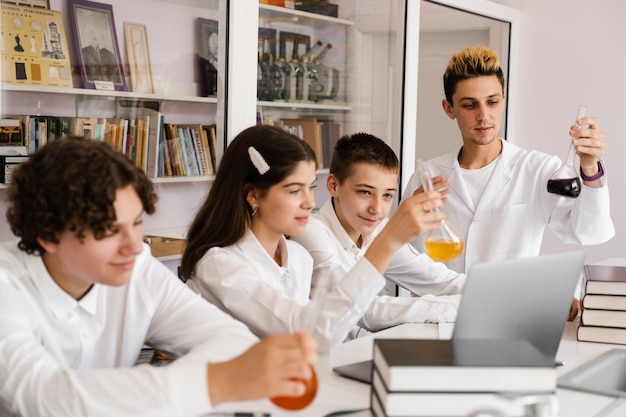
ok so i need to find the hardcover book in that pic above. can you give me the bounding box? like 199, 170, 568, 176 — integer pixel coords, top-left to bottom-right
373, 338, 556, 393
0, 118, 22, 145
581, 309, 626, 328
281, 118, 323, 167
582, 294, 626, 311
117, 100, 162, 177
0, 154, 29, 183
577, 325, 626, 345
584, 264, 626, 295
371, 368, 550, 417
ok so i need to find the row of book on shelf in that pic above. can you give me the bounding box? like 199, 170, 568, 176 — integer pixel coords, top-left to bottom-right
577, 264, 626, 344
370, 338, 557, 417
258, 113, 341, 169
0, 100, 218, 182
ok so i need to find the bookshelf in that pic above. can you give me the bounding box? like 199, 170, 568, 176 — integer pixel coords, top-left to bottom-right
0, 0, 414, 241
0, 0, 226, 185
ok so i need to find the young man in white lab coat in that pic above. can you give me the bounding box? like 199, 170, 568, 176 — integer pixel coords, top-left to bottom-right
403, 45, 614, 319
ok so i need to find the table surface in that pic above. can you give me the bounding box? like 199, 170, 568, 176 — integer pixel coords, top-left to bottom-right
210, 258, 626, 417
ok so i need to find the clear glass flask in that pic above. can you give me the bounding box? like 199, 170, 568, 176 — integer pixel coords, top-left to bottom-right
269, 275, 332, 410
417, 159, 464, 262
546, 105, 587, 198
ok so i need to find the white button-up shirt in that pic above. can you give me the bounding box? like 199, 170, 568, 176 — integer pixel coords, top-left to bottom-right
0, 242, 257, 417
292, 200, 465, 330
187, 230, 385, 352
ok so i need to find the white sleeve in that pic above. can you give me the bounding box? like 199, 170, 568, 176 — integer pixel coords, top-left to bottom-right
359, 294, 462, 331
291, 217, 351, 289
547, 159, 615, 245
0, 266, 257, 417
402, 170, 421, 201
190, 248, 385, 353
385, 243, 466, 296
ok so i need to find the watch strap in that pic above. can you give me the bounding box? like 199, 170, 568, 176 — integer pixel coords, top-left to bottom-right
580, 161, 604, 181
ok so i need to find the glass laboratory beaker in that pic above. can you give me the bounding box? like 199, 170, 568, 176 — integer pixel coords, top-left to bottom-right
547, 105, 586, 198
417, 159, 464, 262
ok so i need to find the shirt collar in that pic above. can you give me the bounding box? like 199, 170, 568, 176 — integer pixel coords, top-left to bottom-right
25, 253, 100, 319
317, 199, 377, 253
238, 230, 290, 272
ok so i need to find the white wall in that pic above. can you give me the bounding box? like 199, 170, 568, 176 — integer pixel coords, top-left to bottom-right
498, 0, 626, 264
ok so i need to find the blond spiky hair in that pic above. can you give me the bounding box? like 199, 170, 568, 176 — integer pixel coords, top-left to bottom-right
443, 45, 505, 104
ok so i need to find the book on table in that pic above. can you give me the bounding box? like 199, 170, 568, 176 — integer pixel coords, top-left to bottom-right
584, 264, 626, 295
371, 367, 554, 417
581, 309, 626, 328
373, 338, 556, 393
582, 294, 626, 311
577, 325, 626, 344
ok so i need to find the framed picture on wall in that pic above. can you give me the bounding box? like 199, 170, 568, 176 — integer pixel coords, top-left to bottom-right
0, 4, 73, 87
124, 22, 153, 94
68, 0, 127, 91
197, 18, 218, 97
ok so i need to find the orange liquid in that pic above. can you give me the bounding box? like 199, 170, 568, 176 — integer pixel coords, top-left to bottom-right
425, 239, 464, 262
270, 365, 318, 410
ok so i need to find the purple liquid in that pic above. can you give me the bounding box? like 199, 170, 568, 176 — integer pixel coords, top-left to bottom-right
547, 177, 581, 198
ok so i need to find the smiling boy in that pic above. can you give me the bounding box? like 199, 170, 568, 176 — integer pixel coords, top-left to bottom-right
292, 133, 465, 332
0, 137, 317, 417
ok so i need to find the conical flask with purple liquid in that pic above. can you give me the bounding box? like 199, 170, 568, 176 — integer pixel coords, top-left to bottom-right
547, 105, 587, 198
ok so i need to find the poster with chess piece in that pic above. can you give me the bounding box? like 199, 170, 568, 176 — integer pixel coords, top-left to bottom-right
0, 4, 73, 88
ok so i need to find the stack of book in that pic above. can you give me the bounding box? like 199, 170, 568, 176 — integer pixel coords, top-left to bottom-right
370, 338, 557, 417
578, 264, 626, 344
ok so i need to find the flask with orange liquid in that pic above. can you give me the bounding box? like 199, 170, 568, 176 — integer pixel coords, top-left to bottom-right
417, 159, 464, 262
269, 275, 332, 410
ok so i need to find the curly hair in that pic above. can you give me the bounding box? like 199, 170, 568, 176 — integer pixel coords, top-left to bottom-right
6, 137, 158, 255
329, 132, 399, 184
443, 45, 505, 104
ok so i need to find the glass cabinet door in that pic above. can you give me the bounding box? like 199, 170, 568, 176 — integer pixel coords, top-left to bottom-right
238, 1, 410, 203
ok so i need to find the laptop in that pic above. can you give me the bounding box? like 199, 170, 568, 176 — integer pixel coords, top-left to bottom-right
332, 251, 586, 383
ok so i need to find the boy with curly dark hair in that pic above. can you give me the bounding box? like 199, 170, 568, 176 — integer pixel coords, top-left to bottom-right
0, 137, 316, 417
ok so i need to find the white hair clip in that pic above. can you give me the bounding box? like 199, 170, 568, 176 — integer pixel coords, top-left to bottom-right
248, 146, 270, 175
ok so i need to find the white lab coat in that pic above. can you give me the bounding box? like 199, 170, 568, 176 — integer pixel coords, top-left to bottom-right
404, 138, 615, 273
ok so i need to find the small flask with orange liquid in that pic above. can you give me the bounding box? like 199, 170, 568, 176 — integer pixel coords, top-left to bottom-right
269, 275, 332, 410
417, 159, 464, 262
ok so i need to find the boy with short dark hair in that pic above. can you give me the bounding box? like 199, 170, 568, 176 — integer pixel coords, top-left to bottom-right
293, 132, 465, 332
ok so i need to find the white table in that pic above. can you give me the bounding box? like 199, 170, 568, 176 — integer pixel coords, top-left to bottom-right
211, 257, 626, 417
212, 320, 626, 417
